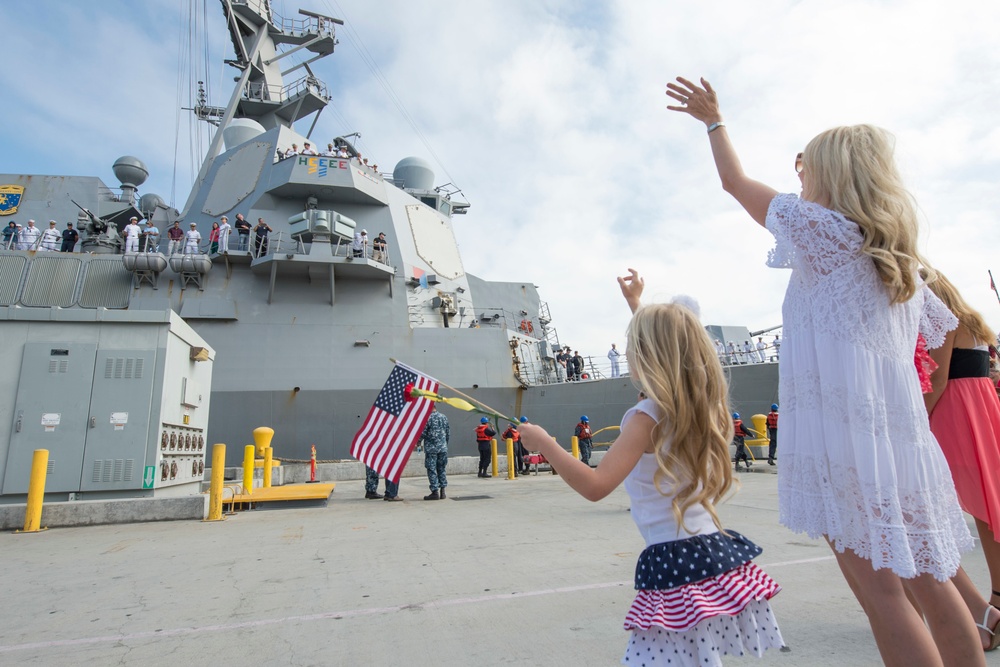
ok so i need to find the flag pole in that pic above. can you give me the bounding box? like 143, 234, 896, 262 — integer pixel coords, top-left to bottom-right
389, 358, 519, 423
990, 270, 1000, 307
435, 378, 519, 424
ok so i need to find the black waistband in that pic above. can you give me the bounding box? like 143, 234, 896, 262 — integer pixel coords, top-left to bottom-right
949, 348, 990, 380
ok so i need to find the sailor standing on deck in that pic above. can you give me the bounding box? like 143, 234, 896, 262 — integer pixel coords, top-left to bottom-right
608, 343, 621, 378
122, 217, 142, 253
143, 221, 160, 252
39, 221, 60, 251
217, 216, 231, 253
756, 337, 767, 363
352, 229, 368, 258
184, 222, 202, 254
166, 221, 184, 254
60, 222, 78, 252
19, 220, 39, 250
234, 214, 251, 251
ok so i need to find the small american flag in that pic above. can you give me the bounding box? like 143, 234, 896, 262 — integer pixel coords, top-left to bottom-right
351, 363, 439, 483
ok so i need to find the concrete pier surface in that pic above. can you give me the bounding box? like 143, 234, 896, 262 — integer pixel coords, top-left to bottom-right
1, 469, 997, 666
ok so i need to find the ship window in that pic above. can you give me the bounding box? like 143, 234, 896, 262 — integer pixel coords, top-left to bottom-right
420, 196, 437, 208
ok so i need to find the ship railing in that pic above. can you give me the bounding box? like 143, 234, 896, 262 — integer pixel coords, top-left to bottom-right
242, 75, 330, 104
717, 345, 780, 366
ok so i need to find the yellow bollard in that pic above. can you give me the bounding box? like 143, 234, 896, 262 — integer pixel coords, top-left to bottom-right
505, 438, 516, 480
253, 426, 275, 458
263, 447, 273, 488
242, 445, 255, 495
571, 436, 580, 460
490, 438, 498, 478
206, 444, 226, 521
20, 449, 49, 533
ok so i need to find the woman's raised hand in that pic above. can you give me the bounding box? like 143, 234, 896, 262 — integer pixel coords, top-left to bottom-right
666, 77, 722, 126
618, 268, 644, 313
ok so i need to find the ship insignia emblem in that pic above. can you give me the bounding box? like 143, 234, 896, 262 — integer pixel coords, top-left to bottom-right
0, 185, 24, 216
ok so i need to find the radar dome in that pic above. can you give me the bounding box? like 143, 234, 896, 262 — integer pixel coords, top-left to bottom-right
139, 193, 165, 217
112, 156, 149, 188
223, 118, 266, 150
393, 157, 434, 191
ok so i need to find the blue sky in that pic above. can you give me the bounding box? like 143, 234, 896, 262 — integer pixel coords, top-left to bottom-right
2, 0, 1000, 359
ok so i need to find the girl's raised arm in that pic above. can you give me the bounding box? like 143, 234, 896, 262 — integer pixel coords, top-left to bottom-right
519, 412, 653, 502
666, 77, 777, 227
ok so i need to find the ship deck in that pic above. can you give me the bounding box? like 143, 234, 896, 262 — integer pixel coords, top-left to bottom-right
1, 468, 995, 666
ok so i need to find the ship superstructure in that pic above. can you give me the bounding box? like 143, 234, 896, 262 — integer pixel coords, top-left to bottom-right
0, 1, 777, 503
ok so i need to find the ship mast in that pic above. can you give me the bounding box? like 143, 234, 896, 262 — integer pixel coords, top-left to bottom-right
180, 0, 342, 218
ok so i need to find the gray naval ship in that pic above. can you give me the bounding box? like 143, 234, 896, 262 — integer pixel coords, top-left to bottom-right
0, 0, 777, 504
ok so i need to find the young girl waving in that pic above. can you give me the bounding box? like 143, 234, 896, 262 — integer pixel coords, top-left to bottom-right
519, 269, 784, 666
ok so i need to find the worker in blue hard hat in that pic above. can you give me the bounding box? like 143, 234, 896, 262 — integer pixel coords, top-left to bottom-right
475, 417, 496, 478
766, 404, 779, 466
520, 416, 528, 423
502, 420, 528, 476
575, 415, 594, 466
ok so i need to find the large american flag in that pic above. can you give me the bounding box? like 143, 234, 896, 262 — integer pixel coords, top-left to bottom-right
351, 363, 439, 483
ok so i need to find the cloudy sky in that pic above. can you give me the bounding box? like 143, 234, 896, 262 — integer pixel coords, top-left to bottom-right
2, 0, 999, 361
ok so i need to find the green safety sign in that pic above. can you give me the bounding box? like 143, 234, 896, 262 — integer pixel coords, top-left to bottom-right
142, 465, 155, 489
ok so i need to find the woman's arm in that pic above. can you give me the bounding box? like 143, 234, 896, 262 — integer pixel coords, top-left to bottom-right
924, 328, 956, 416
518, 412, 653, 502
666, 77, 777, 226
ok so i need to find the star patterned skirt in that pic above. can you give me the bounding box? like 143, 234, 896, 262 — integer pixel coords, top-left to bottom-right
622, 532, 784, 666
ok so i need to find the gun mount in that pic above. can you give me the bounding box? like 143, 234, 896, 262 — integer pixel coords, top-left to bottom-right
71, 198, 122, 254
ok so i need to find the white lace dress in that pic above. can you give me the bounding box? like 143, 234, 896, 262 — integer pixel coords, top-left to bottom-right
766, 194, 972, 581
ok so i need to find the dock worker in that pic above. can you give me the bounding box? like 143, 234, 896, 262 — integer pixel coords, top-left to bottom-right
732, 412, 753, 471
502, 420, 527, 476
574, 416, 594, 466
475, 417, 496, 478
766, 404, 779, 465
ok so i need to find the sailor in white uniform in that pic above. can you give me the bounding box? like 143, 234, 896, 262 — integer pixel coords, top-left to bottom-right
756, 337, 768, 363
39, 221, 61, 251
20, 220, 41, 250
123, 217, 141, 253
184, 223, 202, 254
608, 343, 621, 378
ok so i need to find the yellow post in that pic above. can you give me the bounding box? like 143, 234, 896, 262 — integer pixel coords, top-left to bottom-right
571, 435, 580, 460
263, 447, 273, 488
206, 444, 226, 521
505, 438, 515, 480
242, 444, 255, 495
490, 438, 498, 478
21, 449, 49, 533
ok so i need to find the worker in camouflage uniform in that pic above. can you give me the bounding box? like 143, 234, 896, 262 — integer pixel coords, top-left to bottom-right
420, 406, 450, 500
364, 465, 399, 501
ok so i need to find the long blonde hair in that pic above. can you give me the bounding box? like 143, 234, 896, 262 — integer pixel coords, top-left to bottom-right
626, 302, 734, 531
804, 125, 927, 304
920, 269, 995, 346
